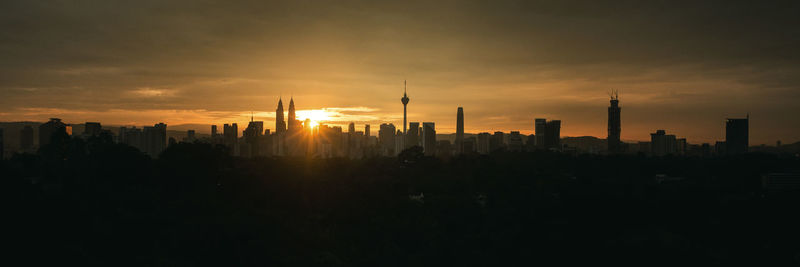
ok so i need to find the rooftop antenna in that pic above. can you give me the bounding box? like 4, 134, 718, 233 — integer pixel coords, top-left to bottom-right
251, 111, 254, 122
609, 89, 619, 100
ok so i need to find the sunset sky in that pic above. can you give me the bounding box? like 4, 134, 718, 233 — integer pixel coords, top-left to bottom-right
1, 0, 799, 144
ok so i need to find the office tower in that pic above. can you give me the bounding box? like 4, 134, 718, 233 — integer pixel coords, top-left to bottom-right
224, 123, 239, 156
211, 125, 218, 138
545, 120, 561, 150
726, 116, 749, 155
365, 124, 370, 138
141, 123, 167, 157
288, 97, 297, 131
407, 122, 420, 147
84, 122, 102, 136
275, 98, 286, 134
394, 130, 405, 155
607, 91, 621, 153
477, 133, 490, 154
39, 118, 69, 147
422, 122, 436, 156
455, 107, 464, 153
401, 80, 410, 134
20, 126, 34, 151
650, 130, 677, 156
490, 131, 505, 152
379, 123, 396, 156
535, 118, 547, 148
244, 120, 264, 157
508, 131, 523, 152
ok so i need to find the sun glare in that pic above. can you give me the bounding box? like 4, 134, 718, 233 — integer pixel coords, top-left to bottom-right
297, 109, 332, 129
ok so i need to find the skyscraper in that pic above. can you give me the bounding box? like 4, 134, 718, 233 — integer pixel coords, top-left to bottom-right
546, 120, 561, 150
244, 119, 264, 157
477, 132, 490, 154
142, 123, 167, 157
275, 98, 286, 134
365, 124, 370, 138
379, 123, 396, 156
455, 107, 464, 153
401, 80, 410, 134
607, 91, 621, 153
223, 123, 239, 156
407, 122, 420, 147
20, 125, 33, 151
288, 97, 297, 131
726, 116, 749, 155
535, 118, 547, 148
422, 122, 436, 156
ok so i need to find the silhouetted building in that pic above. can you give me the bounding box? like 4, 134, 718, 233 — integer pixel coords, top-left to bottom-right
726, 116, 749, 155
243, 120, 264, 157
607, 92, 621, 153
84, 122, 102, 136
20, 125, 34, 151
508, 131, 523, 152
365, 124, 370, 138
379, 123, 396, 156
0, 128, 3, 159
535, 118, 547, 148
288, 97, 300, 132
211, 125, 218, 138
490, 131, 505, 152
545, 120, 561, 150
455, 107, 464, 153
422, 122, 436, 156
39, 118, 69, 147
650, 130, 677, 156
276, 98, 286, 134
407, 122, 420, 148
477, 132, 490, 154
142, 123, 167, 157
534, 118, 561, 150
401, 80, 410, 134
394, 130, 405, 156
676, 138, 687, 155
224, 123, 239, 156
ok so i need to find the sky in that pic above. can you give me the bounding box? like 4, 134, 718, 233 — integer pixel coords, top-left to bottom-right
1, 0, 799, 144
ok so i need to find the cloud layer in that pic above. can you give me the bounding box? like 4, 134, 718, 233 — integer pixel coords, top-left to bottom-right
1, 0, 799, 144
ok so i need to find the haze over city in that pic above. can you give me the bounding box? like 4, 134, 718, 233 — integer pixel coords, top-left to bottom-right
1, 1, 799, 144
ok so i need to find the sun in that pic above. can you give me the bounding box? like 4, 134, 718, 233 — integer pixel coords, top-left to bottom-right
297, 109, 331, 129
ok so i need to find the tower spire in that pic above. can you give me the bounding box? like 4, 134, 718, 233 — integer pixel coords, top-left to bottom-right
401, 80, 410, 134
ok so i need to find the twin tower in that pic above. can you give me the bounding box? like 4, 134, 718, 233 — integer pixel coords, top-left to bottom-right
274, 97, 298, 135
